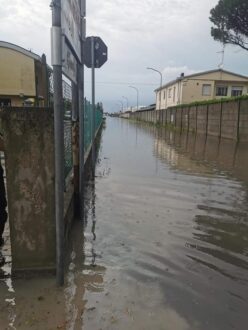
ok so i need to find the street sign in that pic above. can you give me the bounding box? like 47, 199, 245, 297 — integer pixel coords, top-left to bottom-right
84, 37, 108, 68
61, 0, 81, 61
62, 37, 77, 84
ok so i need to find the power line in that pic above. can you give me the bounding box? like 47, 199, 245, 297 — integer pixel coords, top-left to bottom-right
84, 81, 157, 86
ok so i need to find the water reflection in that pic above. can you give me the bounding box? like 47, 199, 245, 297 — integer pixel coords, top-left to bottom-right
0, 118, 248, 329
152, 126, 248, 182
122, 120, 248, 329
133, 123, 248, 269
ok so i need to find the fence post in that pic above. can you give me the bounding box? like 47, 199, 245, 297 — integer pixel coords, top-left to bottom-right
219, 101, 223, 138
180, 107, 183, 133
187, 106, 190, 133
237, 99, 241, 141
206, 104, 209, 136
195, 105, 198, 134
51, 0, 65, 286
72, 81, 79, 213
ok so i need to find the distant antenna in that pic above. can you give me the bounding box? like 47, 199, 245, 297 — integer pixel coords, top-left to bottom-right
217, 43, 225, 69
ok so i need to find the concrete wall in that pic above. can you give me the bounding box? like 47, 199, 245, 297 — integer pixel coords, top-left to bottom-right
1, 108, 56, 273
130, 98, 248, 141
239, 99, 248, 141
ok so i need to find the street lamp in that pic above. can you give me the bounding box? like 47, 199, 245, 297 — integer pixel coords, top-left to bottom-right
147, 67, 163, 110
129, 86, 139, 112
122, 96, 129, 111
146, 67, 162, 87
118, 100, 124, 112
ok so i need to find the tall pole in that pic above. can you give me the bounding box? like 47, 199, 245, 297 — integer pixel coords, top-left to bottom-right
129, 86, 139, 111
122, 96, 129, 111
91, 36, 95, 166
51, 0, 64, 286
147, 67, 162, 110
77, 0, 86, 220
79, 0, 86, 219
79, 20, 85, 219
118, 100, 124, 112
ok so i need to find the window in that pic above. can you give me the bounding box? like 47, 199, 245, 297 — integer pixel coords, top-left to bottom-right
231, 86, 243, 97
173, 87, 176, 102
0, 98, 11, 106
216, 86, 228, 96
202, 84, 211, 96
168, 89, 172, 98
163, 91, 166, 99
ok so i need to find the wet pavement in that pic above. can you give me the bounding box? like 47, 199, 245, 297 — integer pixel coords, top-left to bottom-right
1, 117, 248, 329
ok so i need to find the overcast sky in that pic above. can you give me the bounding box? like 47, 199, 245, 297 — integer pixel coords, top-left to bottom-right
0, 0, 248, 111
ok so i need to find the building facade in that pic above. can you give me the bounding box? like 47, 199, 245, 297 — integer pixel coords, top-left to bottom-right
155, 69, 248, 110
0, 41, 50, 107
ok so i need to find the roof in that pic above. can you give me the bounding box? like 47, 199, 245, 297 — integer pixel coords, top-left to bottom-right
155, 69, 248, 92
0, 41, 41, 61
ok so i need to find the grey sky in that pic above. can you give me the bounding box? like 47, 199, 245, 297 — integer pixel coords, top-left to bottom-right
0, 0, 247, 111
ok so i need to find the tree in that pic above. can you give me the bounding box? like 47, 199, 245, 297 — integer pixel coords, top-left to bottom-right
210, 0, 248, 51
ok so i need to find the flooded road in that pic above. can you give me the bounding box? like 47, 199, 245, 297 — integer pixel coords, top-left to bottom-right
1, 117, 248, 329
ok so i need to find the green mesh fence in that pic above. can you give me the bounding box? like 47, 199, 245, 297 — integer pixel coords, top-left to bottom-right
84, 99, 103, 154
64, 98, 73, 179
64, 97, 102, 179
84, 99, 92, 153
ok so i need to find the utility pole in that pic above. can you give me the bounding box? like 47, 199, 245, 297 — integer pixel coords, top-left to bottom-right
91, 37, 96, 166
51, 0, 64, 286
129, 86, 139, 111
79, 0, 86, 218
147, 67, 163, 110
122, 96, 129, 111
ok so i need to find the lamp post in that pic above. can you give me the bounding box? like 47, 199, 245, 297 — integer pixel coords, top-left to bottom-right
122, 96, 129, 111
118, 100, 124, 112
129, 86, 139, 112
147, 67, 163, 110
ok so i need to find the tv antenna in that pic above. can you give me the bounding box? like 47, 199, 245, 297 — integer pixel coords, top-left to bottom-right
217, 43, 225, 69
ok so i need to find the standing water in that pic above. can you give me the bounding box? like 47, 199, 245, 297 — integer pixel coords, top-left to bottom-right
1, 117, 248, 330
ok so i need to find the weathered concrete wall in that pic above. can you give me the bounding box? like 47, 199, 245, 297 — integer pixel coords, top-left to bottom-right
129, 98, 248, 141
189, 106, 197, 132
196, 105, 207, 134
207, 103, 221, 137
1, 108, 56, 272
239, 99, 248, 141
221, 101, 239, 140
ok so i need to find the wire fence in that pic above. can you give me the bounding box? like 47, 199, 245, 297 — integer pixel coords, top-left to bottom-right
63, 81, 73, 179
62, 79, 103, 178
84, 99, 103, 154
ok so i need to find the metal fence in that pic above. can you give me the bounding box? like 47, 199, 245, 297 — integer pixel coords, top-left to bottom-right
84, 99, 103, 154
63, 81, 73, 179
62, 79, 103, 178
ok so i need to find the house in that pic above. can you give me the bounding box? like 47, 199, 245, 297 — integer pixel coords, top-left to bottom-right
0, 41, 50, 107
155, 69, 248, 110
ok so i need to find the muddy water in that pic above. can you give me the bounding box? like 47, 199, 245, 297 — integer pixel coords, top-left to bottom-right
1, 117, 248, 329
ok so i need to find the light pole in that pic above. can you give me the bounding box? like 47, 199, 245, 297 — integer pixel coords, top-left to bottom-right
129, 86, 139, 112
147, 67, 163, 110
122, 96, 129, 111
118, 100, 124, 112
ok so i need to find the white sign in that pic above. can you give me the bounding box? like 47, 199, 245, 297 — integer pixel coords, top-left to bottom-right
62, 38, 77, 84
61, 0, 81, 61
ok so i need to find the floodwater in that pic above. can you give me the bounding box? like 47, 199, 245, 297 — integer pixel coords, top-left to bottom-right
1, 117, 248, 329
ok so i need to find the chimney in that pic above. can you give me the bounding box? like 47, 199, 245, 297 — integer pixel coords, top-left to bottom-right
181, 72, 184, 77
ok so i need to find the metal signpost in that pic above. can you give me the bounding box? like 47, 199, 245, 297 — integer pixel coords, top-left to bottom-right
84, 36, 108, 165
51, 0, 85, 286
51, 0, 106, 286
